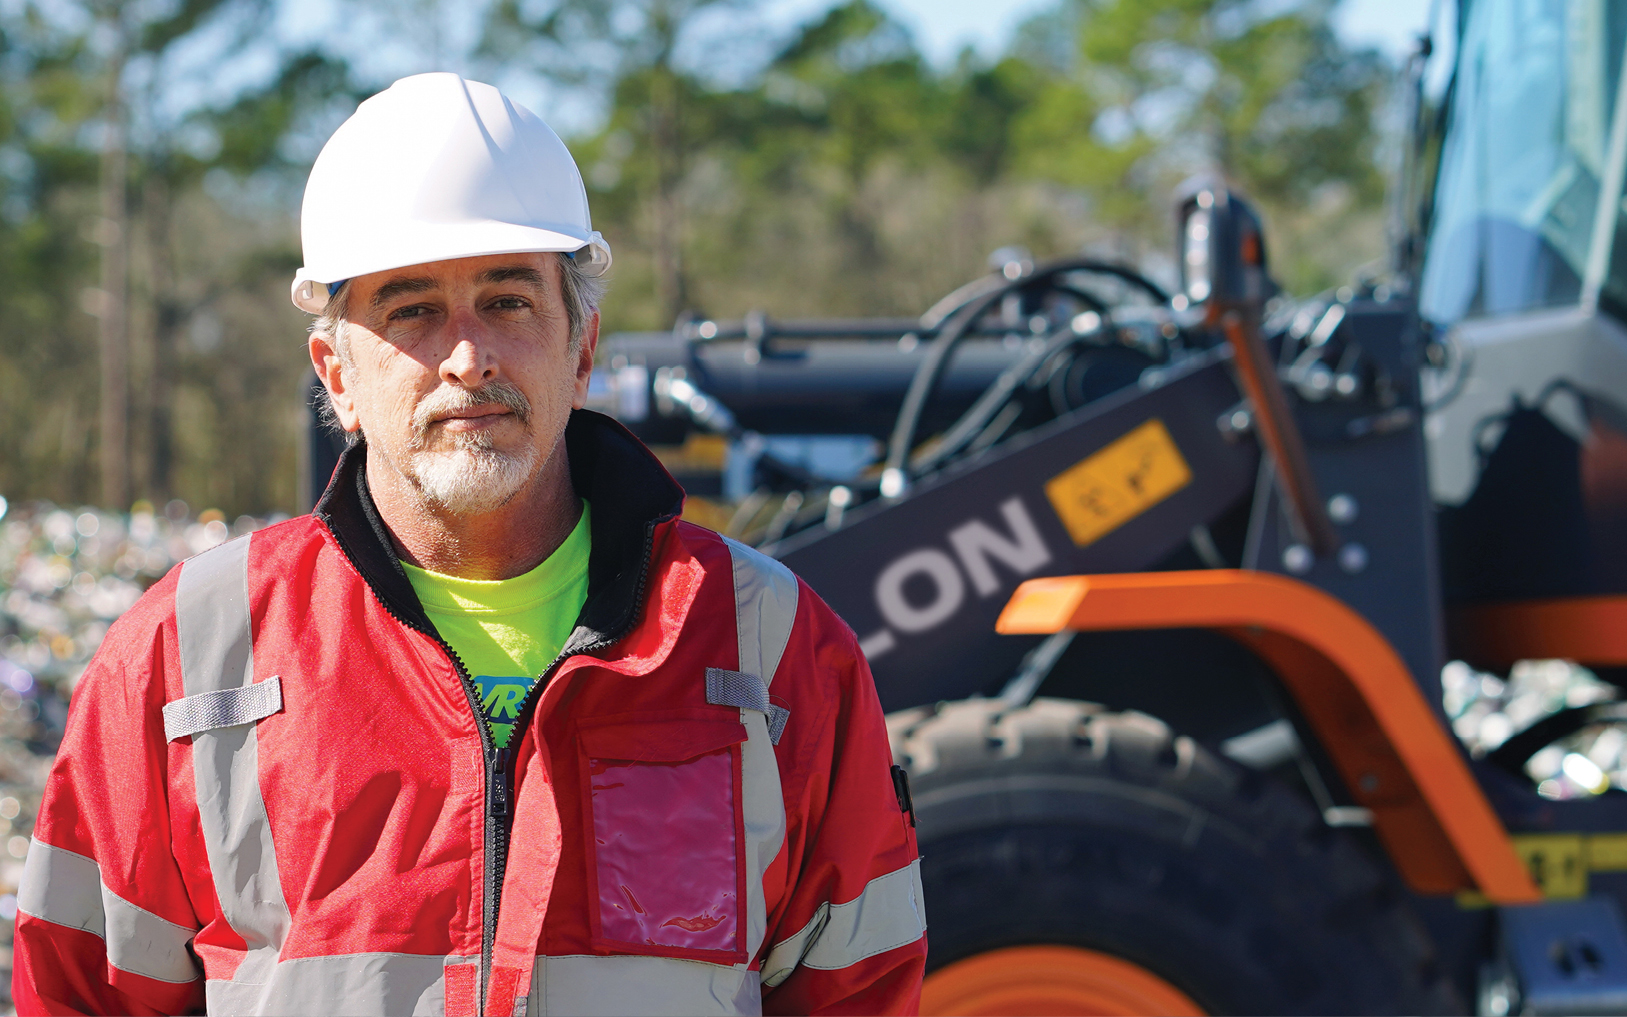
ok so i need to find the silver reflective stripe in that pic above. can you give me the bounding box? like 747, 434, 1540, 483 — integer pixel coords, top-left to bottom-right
760, 859, 926, 987
705, 668, 790, 746
721, 537, 799, 686
204, 952, 476, 1016
103, 885, 202, 983
720, 539, 798, 967
175, 533, 292, 988
738, 707, 786, 967
18, 840, 201, 985
19, 840, 104, 937
163, 676, 283, 742
529, 954, 761, 1016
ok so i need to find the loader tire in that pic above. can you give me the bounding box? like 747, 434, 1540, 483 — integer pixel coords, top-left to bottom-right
889, 697, 1462, 1016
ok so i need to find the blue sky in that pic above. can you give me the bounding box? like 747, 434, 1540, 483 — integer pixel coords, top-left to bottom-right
261, 0, 1435, 138
771, 0, 1432, 65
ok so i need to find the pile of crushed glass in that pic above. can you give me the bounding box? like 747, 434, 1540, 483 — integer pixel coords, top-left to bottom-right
0, 495, 281, 1000
1445, 658, 1625, 799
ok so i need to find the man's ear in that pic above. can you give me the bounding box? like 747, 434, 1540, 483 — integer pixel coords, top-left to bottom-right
571, 310, 600, 410
309, 332, 362, 434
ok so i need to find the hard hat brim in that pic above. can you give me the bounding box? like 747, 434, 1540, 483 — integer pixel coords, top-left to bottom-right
290, 226, 611, 314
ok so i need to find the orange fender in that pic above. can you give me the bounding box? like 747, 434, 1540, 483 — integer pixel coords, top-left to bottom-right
997, 569, 1540, 903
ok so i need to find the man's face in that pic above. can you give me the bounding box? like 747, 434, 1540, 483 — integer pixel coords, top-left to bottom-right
311, 252, 598, 516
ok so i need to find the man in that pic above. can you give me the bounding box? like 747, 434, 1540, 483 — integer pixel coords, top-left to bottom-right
14, 73, 925, 1016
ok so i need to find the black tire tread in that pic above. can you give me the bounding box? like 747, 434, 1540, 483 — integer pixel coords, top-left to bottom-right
889, 697, 1462, 1015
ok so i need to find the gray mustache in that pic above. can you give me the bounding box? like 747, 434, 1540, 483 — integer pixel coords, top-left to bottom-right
411, 381, 533, 440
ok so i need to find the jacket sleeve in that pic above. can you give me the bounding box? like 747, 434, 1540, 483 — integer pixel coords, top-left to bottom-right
13, 598, 206, 1016
760, 590, 926, 1016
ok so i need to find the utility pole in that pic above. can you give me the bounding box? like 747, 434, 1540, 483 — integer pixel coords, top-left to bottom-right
97, 30, 129, 511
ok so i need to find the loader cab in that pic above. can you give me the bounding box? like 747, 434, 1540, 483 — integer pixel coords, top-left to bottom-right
1416, 0, 1627, 326
1414, 0, 1627, 606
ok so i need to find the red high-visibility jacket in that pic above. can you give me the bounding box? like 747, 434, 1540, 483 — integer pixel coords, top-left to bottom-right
13, 411, 925, 1016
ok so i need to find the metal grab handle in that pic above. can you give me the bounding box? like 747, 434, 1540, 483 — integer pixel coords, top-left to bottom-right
1222, 310, 1339, 556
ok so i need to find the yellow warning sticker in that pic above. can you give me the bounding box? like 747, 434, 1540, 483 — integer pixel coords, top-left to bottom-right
1589, 833, 1627, 872
1044, 419, 1193, 547
1512, 834, 1587, 899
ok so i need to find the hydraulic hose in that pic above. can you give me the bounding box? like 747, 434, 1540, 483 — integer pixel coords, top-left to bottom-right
883, 258, 1170, 493
909, 321, 1104, 475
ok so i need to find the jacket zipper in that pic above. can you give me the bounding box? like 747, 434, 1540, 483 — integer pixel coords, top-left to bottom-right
482, 520, 660, 973
327, 517, 661, 1010
355, 594, 501, 989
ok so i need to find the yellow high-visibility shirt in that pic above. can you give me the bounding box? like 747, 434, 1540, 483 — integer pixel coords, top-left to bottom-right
402, 504, 590, 748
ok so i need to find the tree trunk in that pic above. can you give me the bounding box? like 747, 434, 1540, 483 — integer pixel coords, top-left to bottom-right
650, 63, 688, 325
144, 172, 177, 503
97, 42, 129, 511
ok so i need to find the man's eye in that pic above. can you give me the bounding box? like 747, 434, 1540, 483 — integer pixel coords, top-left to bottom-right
390, 305, 430, 320
492, 296, 530, 311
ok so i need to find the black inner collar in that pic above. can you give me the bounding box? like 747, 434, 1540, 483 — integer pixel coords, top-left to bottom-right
313, 409, 686, 653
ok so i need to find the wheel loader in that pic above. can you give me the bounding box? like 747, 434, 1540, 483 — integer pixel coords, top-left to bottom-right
307, 2, 1627, 1012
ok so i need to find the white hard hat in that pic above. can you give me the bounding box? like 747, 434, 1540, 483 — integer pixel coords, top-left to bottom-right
290, 72, 610, 314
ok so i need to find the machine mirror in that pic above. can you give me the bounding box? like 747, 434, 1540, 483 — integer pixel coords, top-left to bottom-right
1183, 203, 1214, 303
1175, 179, 1275, 312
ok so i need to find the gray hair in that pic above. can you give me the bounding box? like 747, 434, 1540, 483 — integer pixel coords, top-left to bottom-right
310, 251, 606, 438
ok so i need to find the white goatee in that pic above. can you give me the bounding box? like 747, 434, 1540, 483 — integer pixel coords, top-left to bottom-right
402, 381, 539, 515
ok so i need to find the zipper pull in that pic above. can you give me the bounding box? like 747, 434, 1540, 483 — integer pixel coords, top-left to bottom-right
489, 747, 512, 818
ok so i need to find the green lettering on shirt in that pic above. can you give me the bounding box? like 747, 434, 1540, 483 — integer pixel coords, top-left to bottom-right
475, 677, 535, 746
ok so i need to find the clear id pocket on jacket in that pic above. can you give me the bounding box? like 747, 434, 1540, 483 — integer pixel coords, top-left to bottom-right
579, 713, 749, 963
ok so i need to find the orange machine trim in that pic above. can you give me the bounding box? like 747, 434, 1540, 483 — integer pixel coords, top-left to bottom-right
997, 569, 1540, 903
921, 944, 1205, 1016
1450, 595, 1627, 670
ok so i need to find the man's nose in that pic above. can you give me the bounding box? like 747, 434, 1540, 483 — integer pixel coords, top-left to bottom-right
440, 309, 498, 387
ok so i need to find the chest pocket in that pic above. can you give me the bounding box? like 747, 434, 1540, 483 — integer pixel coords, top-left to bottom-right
578, 713, 749, 964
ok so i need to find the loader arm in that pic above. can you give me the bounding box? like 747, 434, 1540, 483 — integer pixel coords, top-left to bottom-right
773, 347, 1259, 711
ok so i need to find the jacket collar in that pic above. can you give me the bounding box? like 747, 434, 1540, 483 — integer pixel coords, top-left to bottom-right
313, 409, 686, 655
